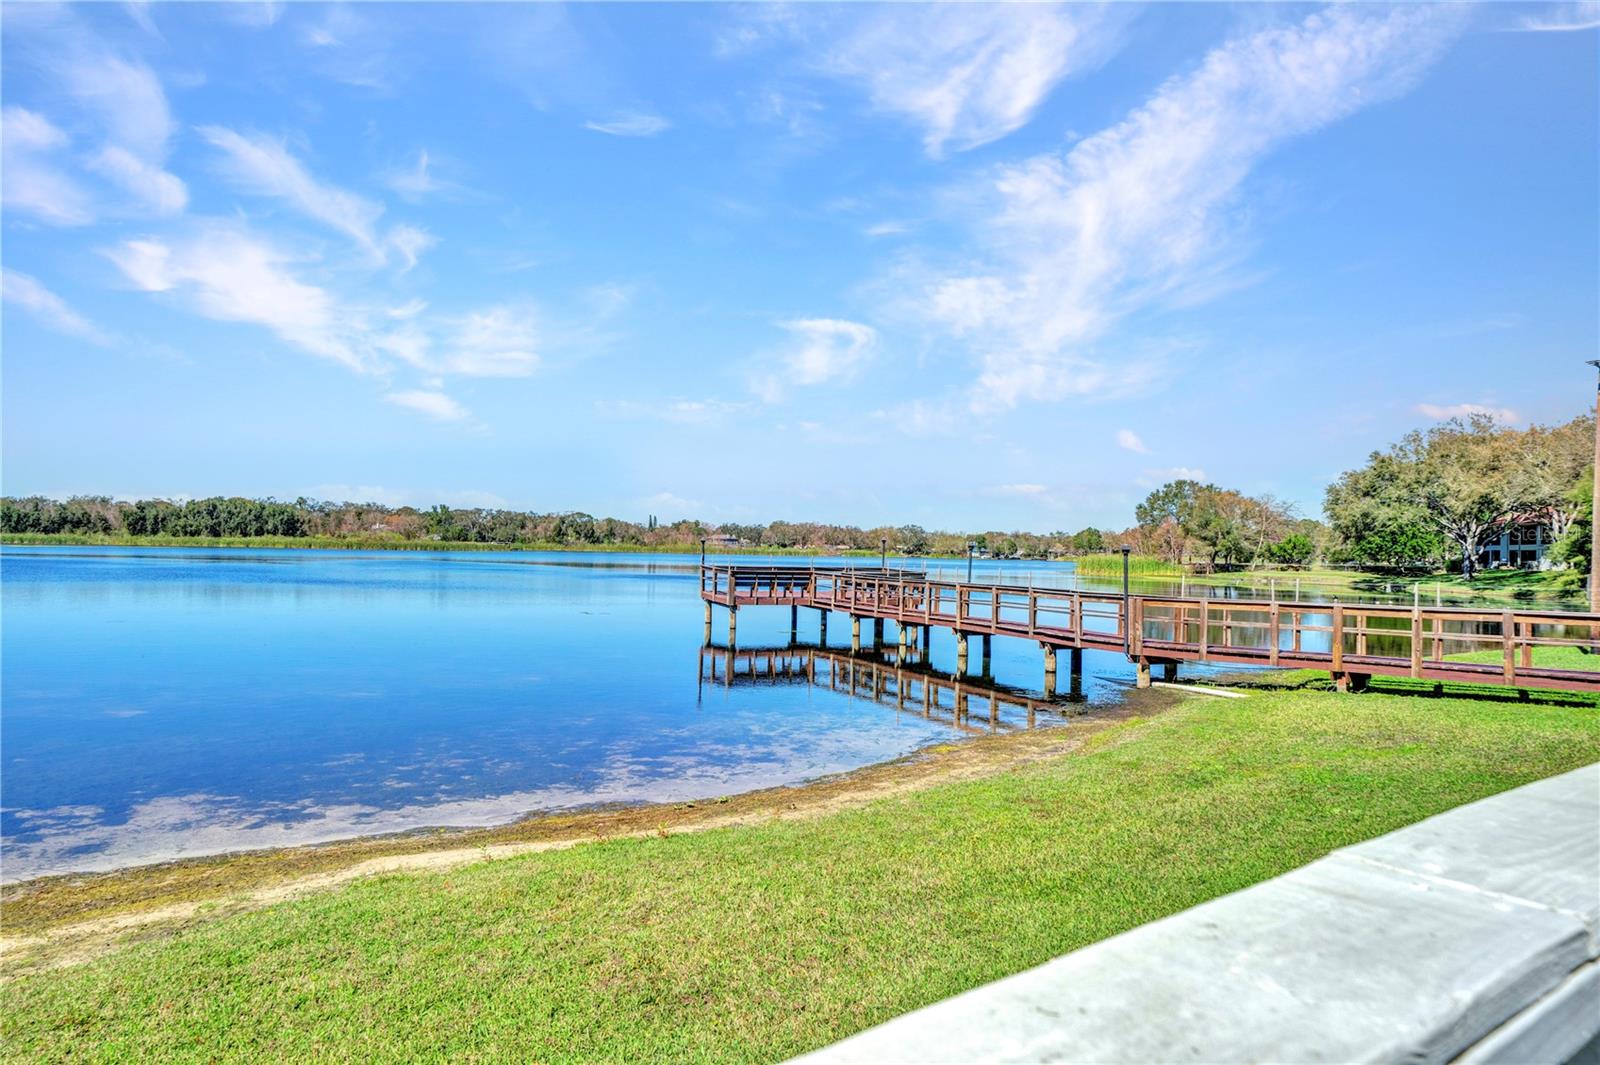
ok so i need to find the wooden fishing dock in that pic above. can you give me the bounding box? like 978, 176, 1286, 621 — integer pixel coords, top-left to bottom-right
699, 564, 1600, 694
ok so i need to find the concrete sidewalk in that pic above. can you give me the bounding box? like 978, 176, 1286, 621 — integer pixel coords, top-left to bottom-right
795, 764, 1600, 1065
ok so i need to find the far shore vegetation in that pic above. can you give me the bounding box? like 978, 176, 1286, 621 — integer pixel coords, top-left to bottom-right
4, 681, 1595, 1060
4, 410, 1592, 599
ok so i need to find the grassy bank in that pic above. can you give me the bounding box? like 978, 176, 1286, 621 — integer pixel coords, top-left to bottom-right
1068, 553, 1182, 577
4, 686, 1596, 1062
1183, 565, 1582, 604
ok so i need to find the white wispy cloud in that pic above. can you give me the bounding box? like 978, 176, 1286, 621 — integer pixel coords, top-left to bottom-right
753, 318, 877, 402
87, 145, 187, 216
58, 48, 188, 214
0, 107, 95, 225
385, 389, 468, 421
819, 4, 1129, 156
376, 306, 541, 378
384, 150, 452, 201
584, 112, 672, 137
1116, 429, 1149, 454
385, 224, 435, 272
916, 5, 1465, 411
104, 224, 364, 370
1, 269, 111, 343
1516, 2, 1600, 31
1415, 402, 1521, 423
1142, 466, 1207, 485
198, 126, 390, 258
983, 483, 1048, 497
600, 398, 749, 424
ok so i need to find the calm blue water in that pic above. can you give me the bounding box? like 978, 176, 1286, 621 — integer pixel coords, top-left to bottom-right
0, 547, 1168, 881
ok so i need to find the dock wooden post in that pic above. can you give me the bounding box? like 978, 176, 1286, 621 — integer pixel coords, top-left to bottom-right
1269, 602, 1281, 666
1163, 662, 1178, 682
981, 634, 992, 675
1502, 610, 1516, 684
819, 610, 828, 645
897, 624, 909, 664
874, 618, 884, 647
851, 615, 861, 653
1410, 605, 1423, 678
1135, 656, 1152, 689
1043, 644, 1057, 698
703, 600, 713, 645
956, 632, 969, 676
1070, 647, 1083, 677
789, 605, 798, 644
728, 605, 737, 646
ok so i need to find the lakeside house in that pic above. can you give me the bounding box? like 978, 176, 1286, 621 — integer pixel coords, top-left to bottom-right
1479, 513, 1555, 569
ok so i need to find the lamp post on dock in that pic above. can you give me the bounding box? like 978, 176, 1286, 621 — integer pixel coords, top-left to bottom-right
1588, 361, 1600, 614
1120, 545, 1132, 655
699, 537, 706, 566
880, 537, 887, 572
966, 541, 976, 583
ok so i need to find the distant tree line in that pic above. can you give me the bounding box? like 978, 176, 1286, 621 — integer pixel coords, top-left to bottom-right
0, 495, 1116, 558
6, 411, 1588, 580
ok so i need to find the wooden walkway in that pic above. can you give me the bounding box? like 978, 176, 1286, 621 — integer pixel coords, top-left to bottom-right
700, 564, 1600, 694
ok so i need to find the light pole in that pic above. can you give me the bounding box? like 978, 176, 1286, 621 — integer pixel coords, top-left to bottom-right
699, 536, 707, 567
966, 541, 976, 583
1120, 544, 1132, 655
1589, 361, 1599, 614
880, 536, 887, 571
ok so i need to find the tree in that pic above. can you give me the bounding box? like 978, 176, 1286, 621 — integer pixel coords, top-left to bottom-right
1328, 414, 1540, 579
1070, 527, 1105, 553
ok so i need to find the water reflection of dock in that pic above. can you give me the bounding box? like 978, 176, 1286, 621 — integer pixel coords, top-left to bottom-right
698, 644, 1085, 735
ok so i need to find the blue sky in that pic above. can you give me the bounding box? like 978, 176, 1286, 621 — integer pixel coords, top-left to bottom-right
2, 2, 1596, 531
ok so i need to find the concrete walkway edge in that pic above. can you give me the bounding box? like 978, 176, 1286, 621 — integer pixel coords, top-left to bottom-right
793, 763, 1600, 1064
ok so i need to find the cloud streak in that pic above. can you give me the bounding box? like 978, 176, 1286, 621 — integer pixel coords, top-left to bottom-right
820, 4, 1129, 156
2, 269, 112, 343
916, 5, 1465, 411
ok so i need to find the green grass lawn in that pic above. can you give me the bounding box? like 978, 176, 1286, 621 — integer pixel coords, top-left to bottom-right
1183, 566, 1581, 604
4, 687, 1597, 1062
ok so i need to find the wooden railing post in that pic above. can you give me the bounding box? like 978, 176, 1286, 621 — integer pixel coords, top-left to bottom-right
1502, 611, 1516, 684
1331, 604, 1344, 675
1269, 602, 1281, 666
1410, 605, 1423, 679
1197, 598, 1210, 661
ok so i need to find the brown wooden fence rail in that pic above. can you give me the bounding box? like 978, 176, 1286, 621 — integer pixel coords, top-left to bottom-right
699, 564, 1600, 694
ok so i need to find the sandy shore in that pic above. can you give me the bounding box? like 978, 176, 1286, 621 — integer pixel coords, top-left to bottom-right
1, 687, 1182, 976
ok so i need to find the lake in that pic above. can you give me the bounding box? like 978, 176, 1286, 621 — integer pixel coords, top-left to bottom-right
1, 546, 1203, 882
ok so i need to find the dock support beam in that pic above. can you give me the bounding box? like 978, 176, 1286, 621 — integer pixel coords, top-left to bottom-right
1043, 644, 1058, 698
981, 634, 992, 676
897, 624, 909, 664
1332, 671, 1369, 693
921, 626, 931, 651
874, 618, 884, 647
789, 605, 798, 644
1135, 656, 1151, 689
819, 610, 828, 645
703, 600, 713, 645
728, 605, 738, 646
852, 615, 862, 653
1163, 661, 1178, 682
956, 632, 969, 676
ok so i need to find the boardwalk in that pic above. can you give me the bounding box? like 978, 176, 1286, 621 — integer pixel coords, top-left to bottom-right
700, 564, 1600, 694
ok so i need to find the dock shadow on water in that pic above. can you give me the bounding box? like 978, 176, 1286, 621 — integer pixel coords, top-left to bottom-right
2, 547, 1167, 883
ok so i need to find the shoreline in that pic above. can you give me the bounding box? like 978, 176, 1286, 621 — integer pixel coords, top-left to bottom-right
0, 687, 1182, 974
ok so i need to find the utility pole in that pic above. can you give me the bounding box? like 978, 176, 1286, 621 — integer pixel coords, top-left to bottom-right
1590, 362, 1600, 613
